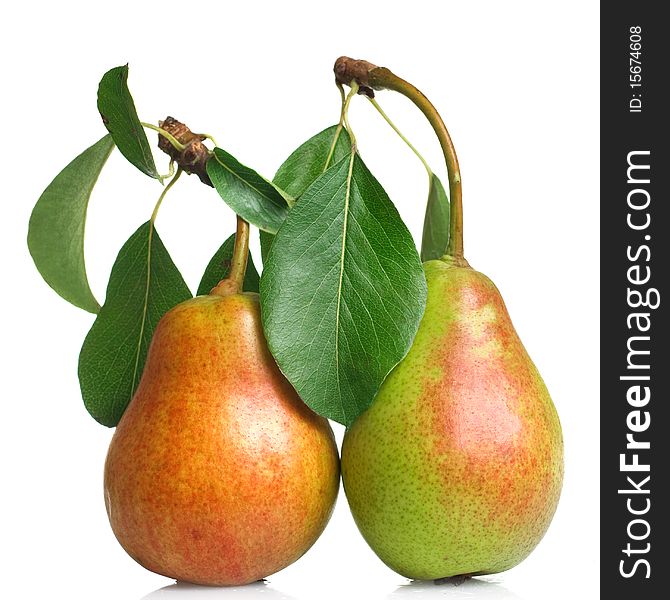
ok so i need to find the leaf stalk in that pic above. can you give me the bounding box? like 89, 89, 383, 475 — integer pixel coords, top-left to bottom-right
141, 122, 186, 152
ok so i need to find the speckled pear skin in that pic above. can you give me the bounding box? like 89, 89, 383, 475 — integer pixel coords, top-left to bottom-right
341, 259, 563, 580
104, 292, 340, 586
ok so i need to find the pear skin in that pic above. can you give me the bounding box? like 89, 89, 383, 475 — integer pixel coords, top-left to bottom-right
104, 292, 340, 586
341, 259, 563, 579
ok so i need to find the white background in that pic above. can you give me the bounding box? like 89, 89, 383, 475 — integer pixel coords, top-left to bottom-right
2, 2, 599, 599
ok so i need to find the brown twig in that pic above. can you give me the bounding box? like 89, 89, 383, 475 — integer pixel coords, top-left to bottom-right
157, 116, 213, 186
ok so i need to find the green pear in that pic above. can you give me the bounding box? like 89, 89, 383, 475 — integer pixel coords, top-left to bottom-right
334, 58, 564, 579
104, 289, 340, 586
342, 257, 563, 579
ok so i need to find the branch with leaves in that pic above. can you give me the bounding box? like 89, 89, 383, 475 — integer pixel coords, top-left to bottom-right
28, 59, 452, 427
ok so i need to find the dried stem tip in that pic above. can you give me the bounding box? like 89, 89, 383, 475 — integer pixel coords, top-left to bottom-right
157, 116, 212, 186
334, 56, 378, 97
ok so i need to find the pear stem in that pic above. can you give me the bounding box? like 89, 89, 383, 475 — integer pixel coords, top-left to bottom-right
334, 57, 465, 263
229, 215, 250, 289
211, 215, 250, 296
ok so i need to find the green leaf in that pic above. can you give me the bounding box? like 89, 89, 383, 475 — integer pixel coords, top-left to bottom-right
97, 65, 159, 179
197, 234, 260, 295
273, 125, 351, 198
270, 181, 297, 207
207, 148, 289, 234
260, 153, 427, 426
261, 125, 351, 266
28, 135, 114, 313
259, 230, 274, 266
420, 174, 450, 261
78, 222, 191, 427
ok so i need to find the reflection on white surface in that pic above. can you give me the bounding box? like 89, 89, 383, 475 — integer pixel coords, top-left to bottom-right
139, 577, 526, 600
388, 578, 525, 599
141, 581, 298, 600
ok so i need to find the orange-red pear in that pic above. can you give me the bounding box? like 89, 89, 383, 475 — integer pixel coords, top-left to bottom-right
104, 291, 339, 586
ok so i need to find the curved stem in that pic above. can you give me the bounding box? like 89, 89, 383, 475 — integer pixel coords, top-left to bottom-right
157, 159, 175, 183
367, 68, 464, 261
150, 168, 182, 223
141, 122, 186, 152
211, 216, 250, 296
367, 97, 433, 181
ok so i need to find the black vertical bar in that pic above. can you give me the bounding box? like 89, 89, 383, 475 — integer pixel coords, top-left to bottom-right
601, 2, 669, 597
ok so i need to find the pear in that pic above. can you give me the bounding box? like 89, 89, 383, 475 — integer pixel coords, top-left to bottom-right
104, 289, 340, 586
336, 58, 564, 580
342, 258, 563, 579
